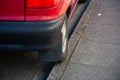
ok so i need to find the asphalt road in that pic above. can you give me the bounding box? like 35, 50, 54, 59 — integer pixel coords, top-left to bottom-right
0, 51, 54, 80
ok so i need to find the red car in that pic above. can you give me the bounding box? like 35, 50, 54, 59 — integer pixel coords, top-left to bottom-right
0, 0, 86, 62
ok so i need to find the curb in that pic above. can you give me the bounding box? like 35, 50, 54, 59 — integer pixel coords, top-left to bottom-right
47, 0, 97, 80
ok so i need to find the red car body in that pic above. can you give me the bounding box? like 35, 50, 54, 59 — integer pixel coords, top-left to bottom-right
0, 0, 86, 62
0, 0, 78, 21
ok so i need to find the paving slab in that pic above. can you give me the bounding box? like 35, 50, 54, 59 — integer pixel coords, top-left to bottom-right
84, 24, 120, 44
61, 63, 120, 80
70, 37, 120, 69
88, 0, 120, 25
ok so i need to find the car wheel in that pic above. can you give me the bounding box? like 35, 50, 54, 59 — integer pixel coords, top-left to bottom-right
58, 19, 68, 62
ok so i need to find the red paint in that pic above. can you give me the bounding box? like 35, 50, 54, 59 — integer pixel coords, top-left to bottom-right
0, 0, 78, 21
26, 0, 71, 21
0, 0, 24, 21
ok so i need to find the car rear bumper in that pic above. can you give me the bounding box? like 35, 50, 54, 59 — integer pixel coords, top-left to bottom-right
0, 15, 65, 51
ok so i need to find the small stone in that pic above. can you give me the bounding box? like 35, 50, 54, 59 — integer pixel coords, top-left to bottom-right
97, 13, 102, 16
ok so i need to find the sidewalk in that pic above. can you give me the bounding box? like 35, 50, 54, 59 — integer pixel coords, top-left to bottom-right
48, 0, 120, 80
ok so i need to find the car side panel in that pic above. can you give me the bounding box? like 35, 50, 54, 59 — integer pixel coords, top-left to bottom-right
0, 0, 24, 21
26, 0, 72, 21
